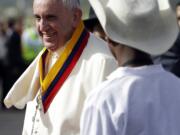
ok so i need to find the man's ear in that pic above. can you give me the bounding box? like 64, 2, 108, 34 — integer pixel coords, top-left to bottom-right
72, 8, 82, 27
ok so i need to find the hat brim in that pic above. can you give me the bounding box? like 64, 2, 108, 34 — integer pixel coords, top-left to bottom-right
89, 0, 179, 55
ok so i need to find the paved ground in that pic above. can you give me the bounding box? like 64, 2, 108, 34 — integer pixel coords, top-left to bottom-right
0, 108, 25, 135
0, 82, 25, 135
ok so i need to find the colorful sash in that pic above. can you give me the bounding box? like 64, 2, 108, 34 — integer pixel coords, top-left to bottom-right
39, 21, 90, 113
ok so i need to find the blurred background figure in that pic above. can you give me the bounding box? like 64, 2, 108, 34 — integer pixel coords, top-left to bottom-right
2, 16, 25, 106
0, 19, 7, 66
0, 18, 7, 107
0, 2, 42, 109
80, 0, 106, 41
83, 8, 106, 40
22, 26, 42, 66
153, 2, 180, 77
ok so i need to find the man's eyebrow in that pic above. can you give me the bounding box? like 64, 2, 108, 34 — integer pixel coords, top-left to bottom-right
46, 14, 56, 17
33, 14, 39, 17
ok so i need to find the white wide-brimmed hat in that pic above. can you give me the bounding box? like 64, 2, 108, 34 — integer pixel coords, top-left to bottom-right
89, 0, 179, 55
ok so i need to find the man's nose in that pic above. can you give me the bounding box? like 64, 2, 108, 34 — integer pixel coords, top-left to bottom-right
39, 19, 49, 31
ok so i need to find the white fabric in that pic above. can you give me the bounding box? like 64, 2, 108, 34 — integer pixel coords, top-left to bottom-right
89, 0, 179, 55
81, 65, 180, 135
4, 52, 42, 109
45, 46, 65, 75
18, 33, 117, 135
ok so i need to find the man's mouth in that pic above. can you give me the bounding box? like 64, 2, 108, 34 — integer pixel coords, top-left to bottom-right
43, 33, 56, 40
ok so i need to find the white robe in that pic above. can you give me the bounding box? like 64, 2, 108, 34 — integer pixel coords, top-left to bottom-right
4, 33, 117, 135
81, 65, 180, 135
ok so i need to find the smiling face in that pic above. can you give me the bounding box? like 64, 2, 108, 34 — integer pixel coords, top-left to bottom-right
33, 0, 76, 51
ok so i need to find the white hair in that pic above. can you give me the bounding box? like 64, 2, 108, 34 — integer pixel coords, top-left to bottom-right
60, 0, 80, 9
34, 0, 80, 9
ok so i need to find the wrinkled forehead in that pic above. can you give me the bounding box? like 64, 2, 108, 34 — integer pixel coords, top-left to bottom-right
33, 0, 64, 11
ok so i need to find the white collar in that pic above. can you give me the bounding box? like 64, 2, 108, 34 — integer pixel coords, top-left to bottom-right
48, 46, 65, 59
107, 64, 164, 80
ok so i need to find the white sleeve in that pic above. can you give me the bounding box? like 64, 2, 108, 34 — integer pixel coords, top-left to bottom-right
3, 50, 43, 109
80, 102, 116, 135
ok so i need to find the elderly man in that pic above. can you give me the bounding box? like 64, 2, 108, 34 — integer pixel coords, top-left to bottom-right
4, 0, 117, 134
81, 0, 180, 135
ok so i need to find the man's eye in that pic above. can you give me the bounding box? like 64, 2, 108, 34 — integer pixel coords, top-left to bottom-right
36, 18, 41, 22
34, 15, 41, 21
